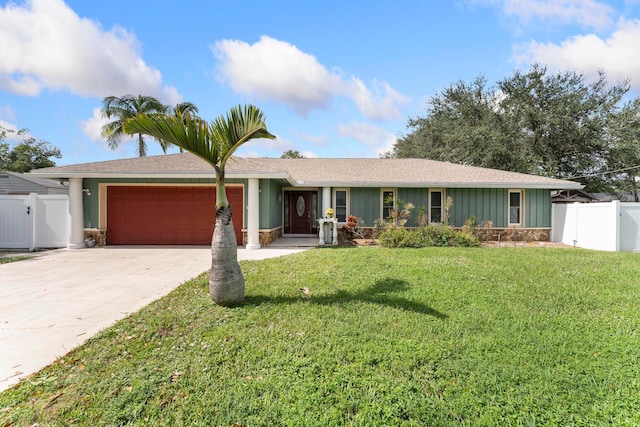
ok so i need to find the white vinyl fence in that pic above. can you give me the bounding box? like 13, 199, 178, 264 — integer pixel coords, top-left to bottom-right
0, 193, 70, 251
551, 201, 640, 252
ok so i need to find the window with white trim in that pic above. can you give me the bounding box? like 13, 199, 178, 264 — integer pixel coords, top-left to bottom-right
333, 189, 349, 222
429, 190, 443, 223
381, 189, 396, 220
509, 190, 523, 226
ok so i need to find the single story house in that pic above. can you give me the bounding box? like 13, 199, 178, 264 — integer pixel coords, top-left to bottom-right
0, 171, 68, 195
29, 153, 583, 249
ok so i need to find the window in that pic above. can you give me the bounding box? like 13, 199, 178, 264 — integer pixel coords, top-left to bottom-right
429, 190, 443, 223
333, 189, 349, 222
509, 190, 523, 225
381, 189, 396, 220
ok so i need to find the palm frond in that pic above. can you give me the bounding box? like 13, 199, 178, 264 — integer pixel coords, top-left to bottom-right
124, 104, 274, 171
213, 105, 276, 169
124, 112, 219, 167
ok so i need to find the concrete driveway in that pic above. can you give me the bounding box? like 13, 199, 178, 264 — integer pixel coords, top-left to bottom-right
0, 245, 308, 392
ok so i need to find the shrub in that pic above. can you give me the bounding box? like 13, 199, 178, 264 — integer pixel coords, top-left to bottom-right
380, 227, 423, 248
342, 215, 362, 240
380, 224, 479, 248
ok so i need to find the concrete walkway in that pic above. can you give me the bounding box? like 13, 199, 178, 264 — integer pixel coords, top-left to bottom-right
0, 244, 310, 392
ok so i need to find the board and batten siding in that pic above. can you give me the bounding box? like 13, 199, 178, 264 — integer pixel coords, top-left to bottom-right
524, 189, 551, 228
448, 188, 506, 227
348, 188, 379, 225
448, 188, 551, 228
398, 188, 430, 227
344, 187, 551, 228
259, 179, 285, 229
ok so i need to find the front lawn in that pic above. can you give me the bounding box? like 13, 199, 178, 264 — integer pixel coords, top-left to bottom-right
2, 247, 639, 426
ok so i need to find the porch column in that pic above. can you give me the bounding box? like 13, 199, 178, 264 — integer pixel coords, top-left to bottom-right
67, 178, 85, 249
246, 178, 261, 250
322, 187, 331, 216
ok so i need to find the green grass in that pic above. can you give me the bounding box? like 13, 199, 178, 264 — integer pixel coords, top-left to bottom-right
2, 247, 640, 426
0, 255, 31, 264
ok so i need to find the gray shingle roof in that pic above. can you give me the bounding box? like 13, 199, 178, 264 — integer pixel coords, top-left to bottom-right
0, 171, 68, 195
29, 153, 583, 189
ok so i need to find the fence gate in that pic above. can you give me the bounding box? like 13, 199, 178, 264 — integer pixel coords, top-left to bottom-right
552, 201, 640, 252
0, 194, 70, 251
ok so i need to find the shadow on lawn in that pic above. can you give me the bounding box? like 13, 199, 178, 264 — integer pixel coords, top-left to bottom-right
246, 278, 448, 319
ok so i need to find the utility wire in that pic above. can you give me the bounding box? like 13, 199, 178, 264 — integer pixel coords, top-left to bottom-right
568, 164, 640, 180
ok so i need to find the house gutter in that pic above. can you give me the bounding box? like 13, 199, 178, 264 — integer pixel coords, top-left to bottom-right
289, 181, 584, 190
28, 171, 293, 181
29, 171, 582, 190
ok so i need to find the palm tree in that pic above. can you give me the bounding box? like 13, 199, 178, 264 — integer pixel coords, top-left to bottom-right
169, 102, 199, 153
123, 104, 275, 306
100, 94, 167, 156
172, 101, 199, 117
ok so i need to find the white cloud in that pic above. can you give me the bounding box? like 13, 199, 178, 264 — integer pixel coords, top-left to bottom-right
79, 107, 141, 156
348, 79, 409, 121
338, 122, 397, 157
236, 134, 294, 156
238, 150, 260, 158
212, 35, 407, 121
514, 19, 640, 89
79, 108, 109, 141
296, 132, 328, 147
0, 105, 17, 122
0, 0, 180, 102
467, 0, 615, 31
505, 0, 614, 30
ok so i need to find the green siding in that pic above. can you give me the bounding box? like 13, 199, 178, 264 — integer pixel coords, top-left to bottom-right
450, 188, 551, 228
398, 188, 429, 227
345, 187, 552, 228
447, 188, 551, 228
259, 179, 284, 229
447, 188, 508, 227
349, 188, 379, 225
525, 189, 551, 227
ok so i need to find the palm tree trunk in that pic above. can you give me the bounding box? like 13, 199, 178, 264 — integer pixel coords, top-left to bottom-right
209, 206, 244, 306
138, 133, 146, 157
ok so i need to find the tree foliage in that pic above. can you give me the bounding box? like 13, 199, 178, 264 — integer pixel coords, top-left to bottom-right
392, 65, 640, 194
281, 149, 304, 158
100, 94, 167, 156
0, 126, 62, 172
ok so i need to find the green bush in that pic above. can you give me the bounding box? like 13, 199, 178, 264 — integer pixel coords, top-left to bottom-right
379, 227, 422, 247
380, 224, 479, 248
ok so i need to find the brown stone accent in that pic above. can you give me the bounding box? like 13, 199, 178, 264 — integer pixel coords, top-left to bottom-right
242, 227, 283, 247
471, 227, 550, 242
84, 229, 107, 246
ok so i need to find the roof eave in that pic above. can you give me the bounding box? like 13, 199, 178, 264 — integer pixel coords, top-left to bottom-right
27, 171, 292, 180
291, 181, 584, 189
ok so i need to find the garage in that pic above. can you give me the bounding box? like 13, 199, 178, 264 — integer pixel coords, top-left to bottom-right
106, 185, 243, 245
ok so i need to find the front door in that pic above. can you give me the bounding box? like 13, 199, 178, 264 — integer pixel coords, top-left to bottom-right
290, 191, 312, 234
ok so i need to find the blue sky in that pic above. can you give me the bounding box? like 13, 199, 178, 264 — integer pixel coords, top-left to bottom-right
1, 0, 640, 165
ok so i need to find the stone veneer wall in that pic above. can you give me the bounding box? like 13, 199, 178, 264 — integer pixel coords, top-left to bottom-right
242, 227, 283, 247
84, 229, 107, 246
472, 227, 550, 242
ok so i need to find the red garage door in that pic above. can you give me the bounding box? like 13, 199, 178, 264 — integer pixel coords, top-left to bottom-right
107, 186, 243, 245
